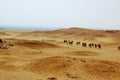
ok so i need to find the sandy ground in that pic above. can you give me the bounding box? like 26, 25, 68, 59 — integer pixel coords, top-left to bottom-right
0, 28, 120, 80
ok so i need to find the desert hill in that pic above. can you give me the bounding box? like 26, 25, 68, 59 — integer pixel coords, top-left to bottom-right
0, 27, 120, 80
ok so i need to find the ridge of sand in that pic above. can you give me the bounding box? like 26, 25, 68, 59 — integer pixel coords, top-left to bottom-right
0, 28, 120, 80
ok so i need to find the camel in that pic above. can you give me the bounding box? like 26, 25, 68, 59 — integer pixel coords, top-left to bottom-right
89, 43, 92, 48
98, 44, 101, 49
89, 43, 95, 48
69, 40, 73, 45
76, 42, 80, 45
95, 44, 97, 48
64, 40, 67, 43
82, 42, 87, 47
64, 40, 73, 45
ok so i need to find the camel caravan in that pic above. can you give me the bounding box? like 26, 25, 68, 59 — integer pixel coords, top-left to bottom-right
64, 40, 101, 49
0, 38, 119, 51
64, 40, 120, 51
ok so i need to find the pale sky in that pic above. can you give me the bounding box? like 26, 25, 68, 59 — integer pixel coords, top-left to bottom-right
0, 0, 120, 30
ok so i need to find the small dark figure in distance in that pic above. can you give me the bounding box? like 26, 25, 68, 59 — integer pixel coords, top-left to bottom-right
69, 40, 73, 45
118, 47, 120, 51
98, 44, 101, 49
76, 42, 80, 45
64, 40, 67, 43
0, 39, 3, 43
82, 42, 87, 47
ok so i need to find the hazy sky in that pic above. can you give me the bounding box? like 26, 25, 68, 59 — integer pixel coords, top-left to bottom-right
0, 0, 120, 30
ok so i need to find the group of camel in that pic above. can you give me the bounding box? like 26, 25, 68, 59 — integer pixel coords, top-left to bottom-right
0, 38, 120, 51
64, 40, 120, 50
64, 40, 101, 49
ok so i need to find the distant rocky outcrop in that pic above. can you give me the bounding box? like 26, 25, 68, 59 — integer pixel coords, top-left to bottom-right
0, 39, 14, 49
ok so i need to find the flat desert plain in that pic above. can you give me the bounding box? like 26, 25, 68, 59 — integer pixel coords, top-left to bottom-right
0, 28, 120, 80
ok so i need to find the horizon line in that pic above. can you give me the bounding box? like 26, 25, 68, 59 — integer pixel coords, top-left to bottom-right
0, 26, 120, 31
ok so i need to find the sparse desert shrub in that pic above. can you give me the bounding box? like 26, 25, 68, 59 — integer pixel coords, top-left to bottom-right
9, 43, 14, 46
1, 46, 8, 49
106, 30, 115, 33
46, 77, 57, 80
80, 59, 86, 62
66, 72, 78, 79
40, 51, 42, 53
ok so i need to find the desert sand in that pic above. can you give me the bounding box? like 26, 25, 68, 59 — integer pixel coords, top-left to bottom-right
0, 27, 120, 80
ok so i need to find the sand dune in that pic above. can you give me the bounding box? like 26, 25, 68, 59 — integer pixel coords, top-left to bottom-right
0, 28, 120, 80
0, 32, 10, 37
25, 56, 120, 80
65, 51, 98, 56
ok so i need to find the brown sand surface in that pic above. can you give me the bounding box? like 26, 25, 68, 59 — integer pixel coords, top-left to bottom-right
0, 28, 120, 80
